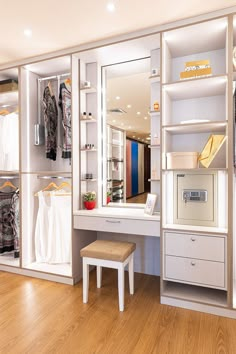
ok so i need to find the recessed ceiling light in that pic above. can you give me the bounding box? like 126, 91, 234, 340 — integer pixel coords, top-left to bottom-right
112, 119, 116, 123
146, 137, 151, 140
127, 104, 132, 108
138, 137, 140, 140
24, 28, 32, 37
132, 135, 136, 138
107, 2, 116, 12
116, 96, 120, 100
144, 116, 147, 120
1, 104, 10, 108
137, 112, 141, 115
128, 126, 131, 129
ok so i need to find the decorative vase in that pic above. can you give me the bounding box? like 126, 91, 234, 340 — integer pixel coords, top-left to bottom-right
107, 196, 111, 204
84, 200, 96, 210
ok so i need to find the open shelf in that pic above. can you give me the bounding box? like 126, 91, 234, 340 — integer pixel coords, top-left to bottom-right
80, 148, 97, 152
0, 90, 18, 106
148, 178, 160, 182
148, 145, 160, 148
162, 281, 228, 307
162, 121, 227, 134
162, 168, 228, 171
163, 75, 227, 100
80, 118, 97, 123
80, 87, 97, 94
81, 179, 97, 182
163, 224, 228, 235
149, 75, 160, 83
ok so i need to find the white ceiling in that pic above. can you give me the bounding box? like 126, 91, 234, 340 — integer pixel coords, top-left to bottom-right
0, 0, 236, 66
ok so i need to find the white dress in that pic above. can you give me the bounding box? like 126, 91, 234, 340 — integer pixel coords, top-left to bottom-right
35, 191, 71, 264
0, 112, 19, 171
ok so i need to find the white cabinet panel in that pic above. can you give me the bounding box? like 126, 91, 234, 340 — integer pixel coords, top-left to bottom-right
165, 232, 225, 262
165, 255, 225, 289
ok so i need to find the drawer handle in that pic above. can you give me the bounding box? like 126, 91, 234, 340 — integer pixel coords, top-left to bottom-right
191, 237, 196, 242
105, 220, 121, 224
191, 261, 196, 266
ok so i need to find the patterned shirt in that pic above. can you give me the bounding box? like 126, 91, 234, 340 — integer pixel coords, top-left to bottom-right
59, 82, 71, 159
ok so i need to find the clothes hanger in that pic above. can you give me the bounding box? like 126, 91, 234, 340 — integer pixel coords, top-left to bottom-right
64, 77, 71, 86
58, 181, 71, 190
47, 81, 53, 96
0, 109, 10, 115
42, 182, 59, 191
0, 180, 17, 190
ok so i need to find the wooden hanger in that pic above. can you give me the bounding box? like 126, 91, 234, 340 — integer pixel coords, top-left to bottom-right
0, 180, 17, 190
58, 181, 71, 190
0, 109, 10, 115
47, 81, 53, 96
42, 182, 59, 191
64, 77, 71, 86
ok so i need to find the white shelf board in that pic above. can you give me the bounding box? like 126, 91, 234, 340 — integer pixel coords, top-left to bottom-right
80, 87, 96, 94
162, 168, 228, 172
148, 145, 160, 148
81, 179, 97, 182
163, 224, 227, 235
149, 75, 160, 83
162, 281, 227, 307
0, 90, 18, 106
150, 111, 160, 116
80, 118, 97, 123
162, 121, 227, 134
80, 148, 97, 152
163, 75, 227, 100
163, 17, 227, 58
148, 179, 160, 182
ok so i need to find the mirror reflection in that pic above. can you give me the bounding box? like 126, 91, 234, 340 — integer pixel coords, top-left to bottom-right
103, 58, 151, 205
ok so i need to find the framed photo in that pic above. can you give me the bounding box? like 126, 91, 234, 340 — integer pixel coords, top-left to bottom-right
144, 193, 157, 215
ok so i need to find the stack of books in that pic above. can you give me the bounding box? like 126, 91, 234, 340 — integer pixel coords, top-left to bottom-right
180, 60, 212, 80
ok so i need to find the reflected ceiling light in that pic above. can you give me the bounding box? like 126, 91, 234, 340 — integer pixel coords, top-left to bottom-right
24, 28, 32, 37
128, 126, 131, 129
115, 96, 120, 100
1, 104, 10, 108
112, 119, 116, 123
132, 135, 136, 138
146, 137, 151, 140
127, 104, 132, 108
107, 1, 116, 12
138, 137, 140, 140
137, 112, 141, 115
144, 116, 147, 120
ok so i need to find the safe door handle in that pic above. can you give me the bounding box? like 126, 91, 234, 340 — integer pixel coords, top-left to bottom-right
191, 237, 196, 242
105, 220, 121, 224
191, 261, 196, 266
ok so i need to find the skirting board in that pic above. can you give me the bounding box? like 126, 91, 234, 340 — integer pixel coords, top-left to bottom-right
0, 265, 74, 285
161, 296, 236, 319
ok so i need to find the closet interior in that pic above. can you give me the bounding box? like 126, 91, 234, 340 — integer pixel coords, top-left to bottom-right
0, 68, 20, 267
20, 56, 73, 277
233, 15, 236, 309
161, 17, 229, 307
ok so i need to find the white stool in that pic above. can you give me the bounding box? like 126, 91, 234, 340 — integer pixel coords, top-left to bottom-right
80, 240, 136, 311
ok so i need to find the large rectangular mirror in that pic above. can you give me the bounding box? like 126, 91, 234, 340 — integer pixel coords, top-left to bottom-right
102, 58, 152, 205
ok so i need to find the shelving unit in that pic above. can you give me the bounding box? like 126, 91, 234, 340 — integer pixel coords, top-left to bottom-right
107, 125, 125, 204
79, 61, 100, 209
161, 16, 230, 310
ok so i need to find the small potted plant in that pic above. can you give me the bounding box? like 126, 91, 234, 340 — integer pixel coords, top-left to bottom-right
83, 191, 96, 210
107, 190, 111, 204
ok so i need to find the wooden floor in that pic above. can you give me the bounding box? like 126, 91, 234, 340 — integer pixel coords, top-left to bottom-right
1, 270, 236, 354
127, 192, 148, 204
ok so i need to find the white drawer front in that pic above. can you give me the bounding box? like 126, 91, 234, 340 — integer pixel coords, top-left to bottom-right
74, 215, 160, 237
165, 255, 225, 289
165, 232, 225, 262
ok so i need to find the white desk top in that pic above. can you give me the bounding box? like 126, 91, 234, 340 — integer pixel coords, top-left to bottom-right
74, 207, 160, 221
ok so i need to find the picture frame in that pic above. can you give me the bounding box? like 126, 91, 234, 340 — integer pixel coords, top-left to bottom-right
144, 193, 157, 215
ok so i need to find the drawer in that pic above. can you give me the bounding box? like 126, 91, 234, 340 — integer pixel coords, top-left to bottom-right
74, 215, 160, 237
165, 232, 225, 262
165, 255, 225, 289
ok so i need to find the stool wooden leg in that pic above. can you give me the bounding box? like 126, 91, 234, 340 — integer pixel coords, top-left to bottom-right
118, 264, 125, 311
83, 258, 89, 303
128, 253, 134, 295
97, 266, 102, 288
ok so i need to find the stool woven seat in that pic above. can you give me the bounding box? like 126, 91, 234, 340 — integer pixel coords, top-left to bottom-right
80, 240, 136, 311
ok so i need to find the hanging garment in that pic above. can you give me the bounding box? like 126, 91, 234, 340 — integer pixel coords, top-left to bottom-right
0, 189, 19, 254
0, 112, 19, 171
43, 85, 58, 161
59, 82, 72, 159
35, 191, 71, 264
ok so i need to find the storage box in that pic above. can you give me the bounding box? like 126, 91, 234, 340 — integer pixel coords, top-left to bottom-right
166, 152, 199, 169
180, 67, 212, 80
0, 79, 18, 93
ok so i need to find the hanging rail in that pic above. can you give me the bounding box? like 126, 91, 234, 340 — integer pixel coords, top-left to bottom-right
38, 72, 71, 82
37, 175, 72, 180
0, 175, 19, 179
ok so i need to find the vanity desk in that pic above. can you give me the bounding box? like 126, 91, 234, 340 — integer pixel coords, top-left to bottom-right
73, 208, 161, 280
